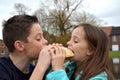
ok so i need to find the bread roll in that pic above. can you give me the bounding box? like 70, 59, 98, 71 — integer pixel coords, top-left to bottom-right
62, 47, 74, 57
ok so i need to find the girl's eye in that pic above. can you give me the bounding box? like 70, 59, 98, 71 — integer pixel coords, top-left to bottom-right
74, 38, 79, 43
36, 39, 41, 41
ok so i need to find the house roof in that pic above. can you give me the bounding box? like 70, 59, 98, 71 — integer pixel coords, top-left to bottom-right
111, 27, 120, 35
100, 26, 112, 36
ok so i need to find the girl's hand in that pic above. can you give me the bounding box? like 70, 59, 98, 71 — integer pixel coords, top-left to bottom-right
49, 45, 66, 71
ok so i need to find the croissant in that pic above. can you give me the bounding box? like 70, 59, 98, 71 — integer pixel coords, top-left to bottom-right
62, 47, 74, 58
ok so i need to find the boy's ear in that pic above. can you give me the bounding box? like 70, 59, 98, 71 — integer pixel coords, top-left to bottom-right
14, 40, 24, 51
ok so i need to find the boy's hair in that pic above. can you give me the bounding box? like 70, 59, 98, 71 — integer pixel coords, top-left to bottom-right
2, 15, 38, 52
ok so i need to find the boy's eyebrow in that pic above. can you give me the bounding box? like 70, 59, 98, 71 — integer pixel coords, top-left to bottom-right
35, 33, 42, 37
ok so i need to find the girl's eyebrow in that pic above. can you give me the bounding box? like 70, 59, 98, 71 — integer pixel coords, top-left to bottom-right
72, 34, 81, 39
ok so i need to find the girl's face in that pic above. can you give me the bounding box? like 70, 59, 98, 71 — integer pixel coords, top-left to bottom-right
67, 27, 92, 62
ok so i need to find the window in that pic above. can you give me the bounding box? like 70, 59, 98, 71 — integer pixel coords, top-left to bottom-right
112, 44, 119, 51
112, 36, 117, 42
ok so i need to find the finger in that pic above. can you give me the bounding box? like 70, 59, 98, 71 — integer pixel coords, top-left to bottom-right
62, 47, 66, 57
53, 46, 60, 55
59, 43, 63, 47
60, 47, 66, 58
49, 48, 55, 57
59, 46, 63, 56
52, 43, 56, 46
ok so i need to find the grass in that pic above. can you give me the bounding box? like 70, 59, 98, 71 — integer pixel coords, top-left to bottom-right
109, 51, 120, 58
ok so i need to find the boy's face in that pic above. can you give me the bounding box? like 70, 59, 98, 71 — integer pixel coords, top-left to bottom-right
23, 23, 48, 59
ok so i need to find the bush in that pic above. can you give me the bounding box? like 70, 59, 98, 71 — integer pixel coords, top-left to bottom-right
109, 51, 120, 58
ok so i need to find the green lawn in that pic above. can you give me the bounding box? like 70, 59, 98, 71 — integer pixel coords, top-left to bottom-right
109, 51, 120, 58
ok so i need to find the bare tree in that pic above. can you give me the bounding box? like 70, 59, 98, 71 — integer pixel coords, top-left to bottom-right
35, 0, 84, 36
35, 0, 103, 36
72, 11, 103, 26
11, 3, 30, 15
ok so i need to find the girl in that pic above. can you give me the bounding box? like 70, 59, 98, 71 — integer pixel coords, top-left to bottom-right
46, 23, 115, 80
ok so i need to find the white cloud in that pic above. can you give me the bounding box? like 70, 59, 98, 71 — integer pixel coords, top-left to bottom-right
83, 0, 120, 26
84, 0, 119, 14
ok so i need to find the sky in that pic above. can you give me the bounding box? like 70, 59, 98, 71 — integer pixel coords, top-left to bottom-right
0, 0, 120, 39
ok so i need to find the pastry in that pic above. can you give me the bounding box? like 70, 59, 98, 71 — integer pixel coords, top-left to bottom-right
63, 47, 74, 57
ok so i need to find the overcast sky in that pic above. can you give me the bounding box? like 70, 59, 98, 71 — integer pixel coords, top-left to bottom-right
0, 0, 120, 39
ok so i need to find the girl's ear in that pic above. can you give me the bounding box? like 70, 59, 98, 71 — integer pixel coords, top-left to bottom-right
87, 49, 94, 55
14, 40, 24, 51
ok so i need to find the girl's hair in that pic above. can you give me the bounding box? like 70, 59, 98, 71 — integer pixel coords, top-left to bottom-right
72, 23, 114, 80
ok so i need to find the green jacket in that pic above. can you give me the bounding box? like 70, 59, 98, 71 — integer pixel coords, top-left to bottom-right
45, 61, 108, 80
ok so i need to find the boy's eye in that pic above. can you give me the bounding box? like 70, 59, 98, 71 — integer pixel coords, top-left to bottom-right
74, 40, 78, 43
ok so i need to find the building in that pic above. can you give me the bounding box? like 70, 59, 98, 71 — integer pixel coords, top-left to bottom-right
110, 27, 120, 51
101, 26, 120, 51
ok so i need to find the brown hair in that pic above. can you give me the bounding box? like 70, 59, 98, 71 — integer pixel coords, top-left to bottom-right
72, 23, 114, 80
2, 15, 38, 52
